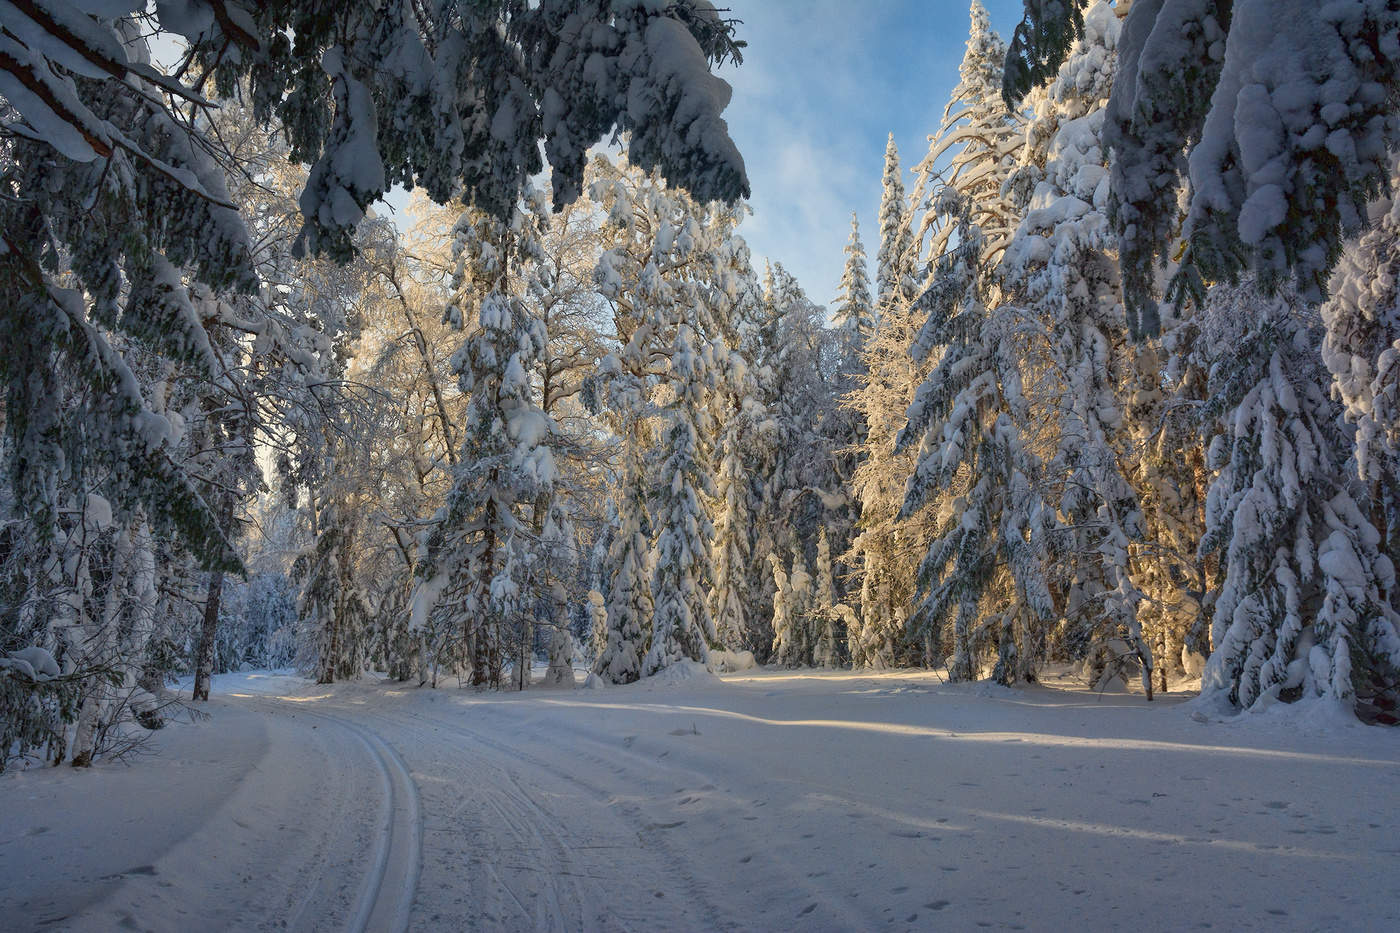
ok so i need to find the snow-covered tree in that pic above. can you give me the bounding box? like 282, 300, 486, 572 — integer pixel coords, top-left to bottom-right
833, 213, 876, 341
1196, 282, 1400, 716
1124, 333, 1213, 692
1322, 160, 1400, 591
899, 194, 1054, 684
809, 528, 844, 669
737, 263, 852, 660
1000, 1, 1155, 692
912, 2, 1025, 270
644, 325, 718, 675
294, 498, 372, 685
415, 193, 559, 688
845, 287, 925, 669
1106, 0, 1400, 332
769, 549, 811, 668
0, 16, 251, 575
1103, 0, 1229, 337
586, 154, 749, 676
876, 134, 917, 312
594, 448, 653, 684
711, 394, 759, 652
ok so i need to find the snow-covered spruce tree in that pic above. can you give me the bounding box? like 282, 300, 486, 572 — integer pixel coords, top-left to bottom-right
417, 194, 558, 689
1003, 0, 1090, 108
587, 155, 749, 676
0, 16, 249, 576
711, 384, 759, 653
644, 325, 719, 675
827, 215, 877, 554
834, 213, 877, 343
1103, 0, 1230, 338
844, 284, 926, 669
876, 134, 918, 313
1124, 332, 1213, 692
594, 440, 653, 684
767, 552, 802, 668
397, 191, 608, 687
1103, 0, 1400, 334
740, 263, 852, 660
1323, 161, 1400, 604
897, 193, 1054, 684
150, 1, 749, 253
810, 528, 845, 669
1196, 282, 1400, 717
912, 2, 1026, 272
294, 497, 372, 685
1000, 2, 1156, 693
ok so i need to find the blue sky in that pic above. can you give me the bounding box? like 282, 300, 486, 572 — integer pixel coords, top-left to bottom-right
715, 0, 1027, 310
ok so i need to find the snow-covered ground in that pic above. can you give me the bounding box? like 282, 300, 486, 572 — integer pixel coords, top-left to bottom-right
4, 668, 1399, 931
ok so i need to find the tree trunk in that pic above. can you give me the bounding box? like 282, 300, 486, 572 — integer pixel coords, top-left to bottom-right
192, 568, 225, 701
319, 594, 340, 685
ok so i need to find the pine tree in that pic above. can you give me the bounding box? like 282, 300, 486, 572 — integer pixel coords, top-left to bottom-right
769, 551, 808, 668
833, 214, 876, 341
876, 134, 916, 312
586, 154, 747, 676
1322, 161, 1400, 600
1196, 282, 1400, 716
743, 263, 850, 660
844, 292, 925, 669
418, 194, 558, 688
1104, 0, 1229, 337
1000, 1, 1155, 692
294, 499, 371, 685
898, 195, 1054, 684
1105, 0, 1400, 332
1124, 333, 1213, 693
1003, 0, 1089, 107
644, 325, 719, 674
810, 528, 843, 669
711, 398, 757, 652
912, 2, 1025, 271
595, 447, 653, 684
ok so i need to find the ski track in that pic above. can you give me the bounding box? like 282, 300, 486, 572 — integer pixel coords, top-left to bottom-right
254, 700, 423, 933
363, 698, 879, 930
354, 704, 689, 931
14, 670, 1400, 932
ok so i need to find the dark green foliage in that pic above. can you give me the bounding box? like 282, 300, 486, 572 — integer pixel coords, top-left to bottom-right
1106, 0, 1233, 339
1002, 0, 1089, 108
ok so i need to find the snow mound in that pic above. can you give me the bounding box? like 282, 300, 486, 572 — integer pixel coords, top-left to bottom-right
644, 660, 722, 688
933, 679, 1021, 699
1188, 690, 1363, 734
709, 649, 756, 673
582, 672, 607, 690
1, 646, 61, 680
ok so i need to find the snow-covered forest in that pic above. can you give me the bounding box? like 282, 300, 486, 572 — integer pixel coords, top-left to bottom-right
4, 1, 1400, 928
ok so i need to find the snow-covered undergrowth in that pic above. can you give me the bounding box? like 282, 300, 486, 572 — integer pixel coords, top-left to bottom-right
3, 667, 1398, 931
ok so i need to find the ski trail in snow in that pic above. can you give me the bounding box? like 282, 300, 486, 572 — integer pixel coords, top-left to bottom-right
351, 706, 610, 932
342, 722, 423, 933
434, 702, 880, 930
365, 701, 870, 931
12, 670, 1400, 931
269, 705, 423, 933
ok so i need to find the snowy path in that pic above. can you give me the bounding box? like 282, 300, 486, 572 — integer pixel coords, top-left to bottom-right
4, 668, 1400, 931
